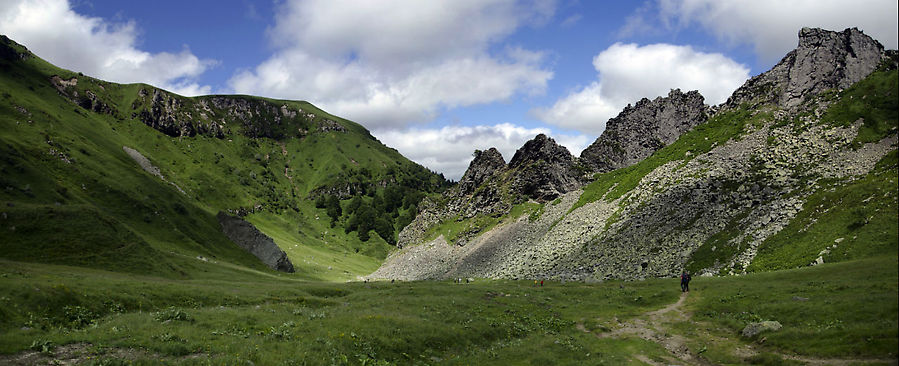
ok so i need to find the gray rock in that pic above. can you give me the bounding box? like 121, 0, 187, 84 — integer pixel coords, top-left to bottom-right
725, 27, 884, 110
508, 134, 582, 201
217, 212, 295, 273
459, 148, 506, 194
742, 320, 782, 338
581, 89, 709, 173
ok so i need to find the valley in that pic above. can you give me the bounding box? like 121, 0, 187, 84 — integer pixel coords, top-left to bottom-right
0, 24, 896, 365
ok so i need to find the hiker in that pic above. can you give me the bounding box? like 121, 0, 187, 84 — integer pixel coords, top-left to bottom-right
680, 272, 691, 292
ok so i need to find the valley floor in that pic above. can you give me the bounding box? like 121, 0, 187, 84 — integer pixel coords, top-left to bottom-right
0, 257, 896, 365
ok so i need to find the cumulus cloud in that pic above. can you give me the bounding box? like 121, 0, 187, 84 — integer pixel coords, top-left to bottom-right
533, 43, 749, 134
229, 0, 555, 129
374, 124, 591, 180
0, 0, 214, 96
654, 0, 898, 61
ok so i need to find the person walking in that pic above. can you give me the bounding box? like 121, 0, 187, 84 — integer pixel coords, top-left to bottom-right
680, 272, 692, 292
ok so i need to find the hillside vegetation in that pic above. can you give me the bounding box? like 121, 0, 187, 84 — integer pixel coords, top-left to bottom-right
0, 35, 449, 281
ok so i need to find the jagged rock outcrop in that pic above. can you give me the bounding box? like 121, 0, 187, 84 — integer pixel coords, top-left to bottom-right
509, 134, 582, 201
459, 148, 507, 194
217, 212, 295, 273
136, 88, 225, 138
397, 148, 510, 248
375, 27, 897, 282
726, 27, 884, 109
49, 75, 116, 116
581, 89, 709, 173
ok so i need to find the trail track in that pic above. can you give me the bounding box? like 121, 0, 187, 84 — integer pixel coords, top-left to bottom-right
578, 292, 898, 365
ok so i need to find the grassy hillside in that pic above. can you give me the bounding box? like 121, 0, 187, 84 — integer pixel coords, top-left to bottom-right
0, 35, 449, 281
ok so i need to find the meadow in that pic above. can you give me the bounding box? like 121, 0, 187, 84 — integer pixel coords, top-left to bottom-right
0, 255, 895, 365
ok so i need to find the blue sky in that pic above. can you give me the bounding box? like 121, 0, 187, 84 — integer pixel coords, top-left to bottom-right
2, 0, 897, 179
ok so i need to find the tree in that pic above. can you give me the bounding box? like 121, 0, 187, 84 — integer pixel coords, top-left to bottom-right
325, 195, 341, 224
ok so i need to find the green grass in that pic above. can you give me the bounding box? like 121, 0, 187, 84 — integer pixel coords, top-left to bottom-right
688, 256, 898, 358
420, 202, 542, 245
750, 150, 898, 271
1, 36, 447, 280
0, 256, 895, 364
0, 259, 681, 365
822, 69, 899, 143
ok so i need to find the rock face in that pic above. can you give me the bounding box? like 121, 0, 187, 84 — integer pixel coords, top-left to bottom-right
726, 27, 884, 109
375, 27, 896, 282
509, 134, 582, 201
459, 148, 507, 195
397, 148, 510, 248
581, 89, 709, 173
216, 212, 295, 273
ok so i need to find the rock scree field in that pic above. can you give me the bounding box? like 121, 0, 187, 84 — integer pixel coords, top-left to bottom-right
0, 25, 897, 366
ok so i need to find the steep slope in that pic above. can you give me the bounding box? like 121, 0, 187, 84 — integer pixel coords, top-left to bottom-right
373, 27, 898, 281
0, 35, 448, 280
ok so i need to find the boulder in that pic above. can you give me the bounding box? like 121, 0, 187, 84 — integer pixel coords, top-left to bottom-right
741, 320, 783, 338
217, 212, 295, 273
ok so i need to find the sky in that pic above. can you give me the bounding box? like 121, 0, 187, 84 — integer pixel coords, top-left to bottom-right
2, 0, 897, 180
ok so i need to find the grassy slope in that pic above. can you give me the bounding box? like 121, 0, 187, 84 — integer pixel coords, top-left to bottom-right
0, 256, 894, 364
0, 37, 445, 281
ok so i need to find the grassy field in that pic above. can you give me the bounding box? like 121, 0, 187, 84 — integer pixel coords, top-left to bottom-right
0, 256, 895, 365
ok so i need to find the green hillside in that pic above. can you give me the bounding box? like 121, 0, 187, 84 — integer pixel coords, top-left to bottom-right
0, 35, 449, 281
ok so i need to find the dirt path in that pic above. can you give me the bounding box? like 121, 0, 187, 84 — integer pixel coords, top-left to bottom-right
579, 292, 898, 366
585, 292, 712, 366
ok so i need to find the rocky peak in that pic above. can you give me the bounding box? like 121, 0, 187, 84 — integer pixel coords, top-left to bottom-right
581, 89, 709, 173
726, 27, 885, 109
509, 134, 581, 201
509, 134, 571, 168
459, 148, 506, 195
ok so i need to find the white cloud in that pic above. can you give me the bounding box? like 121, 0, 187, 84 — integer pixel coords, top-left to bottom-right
374, 124, 591, 180
534, 43, 749, 134
0, 0, 214, 96
656, 0, 899, 61
229, 0, 555, 129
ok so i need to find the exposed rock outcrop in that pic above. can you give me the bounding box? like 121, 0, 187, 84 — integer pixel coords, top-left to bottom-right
509, 134, 582, 201
216, 212, 295, 273
725, 27, 884, 110
459, 148, 506, 195
397, 148, 510, 248
581, 89, 709, 173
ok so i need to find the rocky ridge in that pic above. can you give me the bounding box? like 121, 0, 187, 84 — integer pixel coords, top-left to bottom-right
581, 89, 709, 173
725, 27, 885, 110
397, 134, 582, 248
377, 27, 896, 281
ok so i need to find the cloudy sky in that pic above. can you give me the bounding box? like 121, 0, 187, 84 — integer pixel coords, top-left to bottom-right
2, 0, 897, 179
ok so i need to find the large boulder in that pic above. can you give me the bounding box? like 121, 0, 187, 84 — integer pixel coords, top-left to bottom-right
581, 89, 708, 173
217, 212, 295, 273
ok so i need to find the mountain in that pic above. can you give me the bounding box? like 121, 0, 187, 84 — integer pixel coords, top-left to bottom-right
372, 27, 898, 281
0, 35, 449, 280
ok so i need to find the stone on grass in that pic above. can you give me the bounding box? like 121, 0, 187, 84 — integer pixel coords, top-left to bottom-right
742, 321, 782, 338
